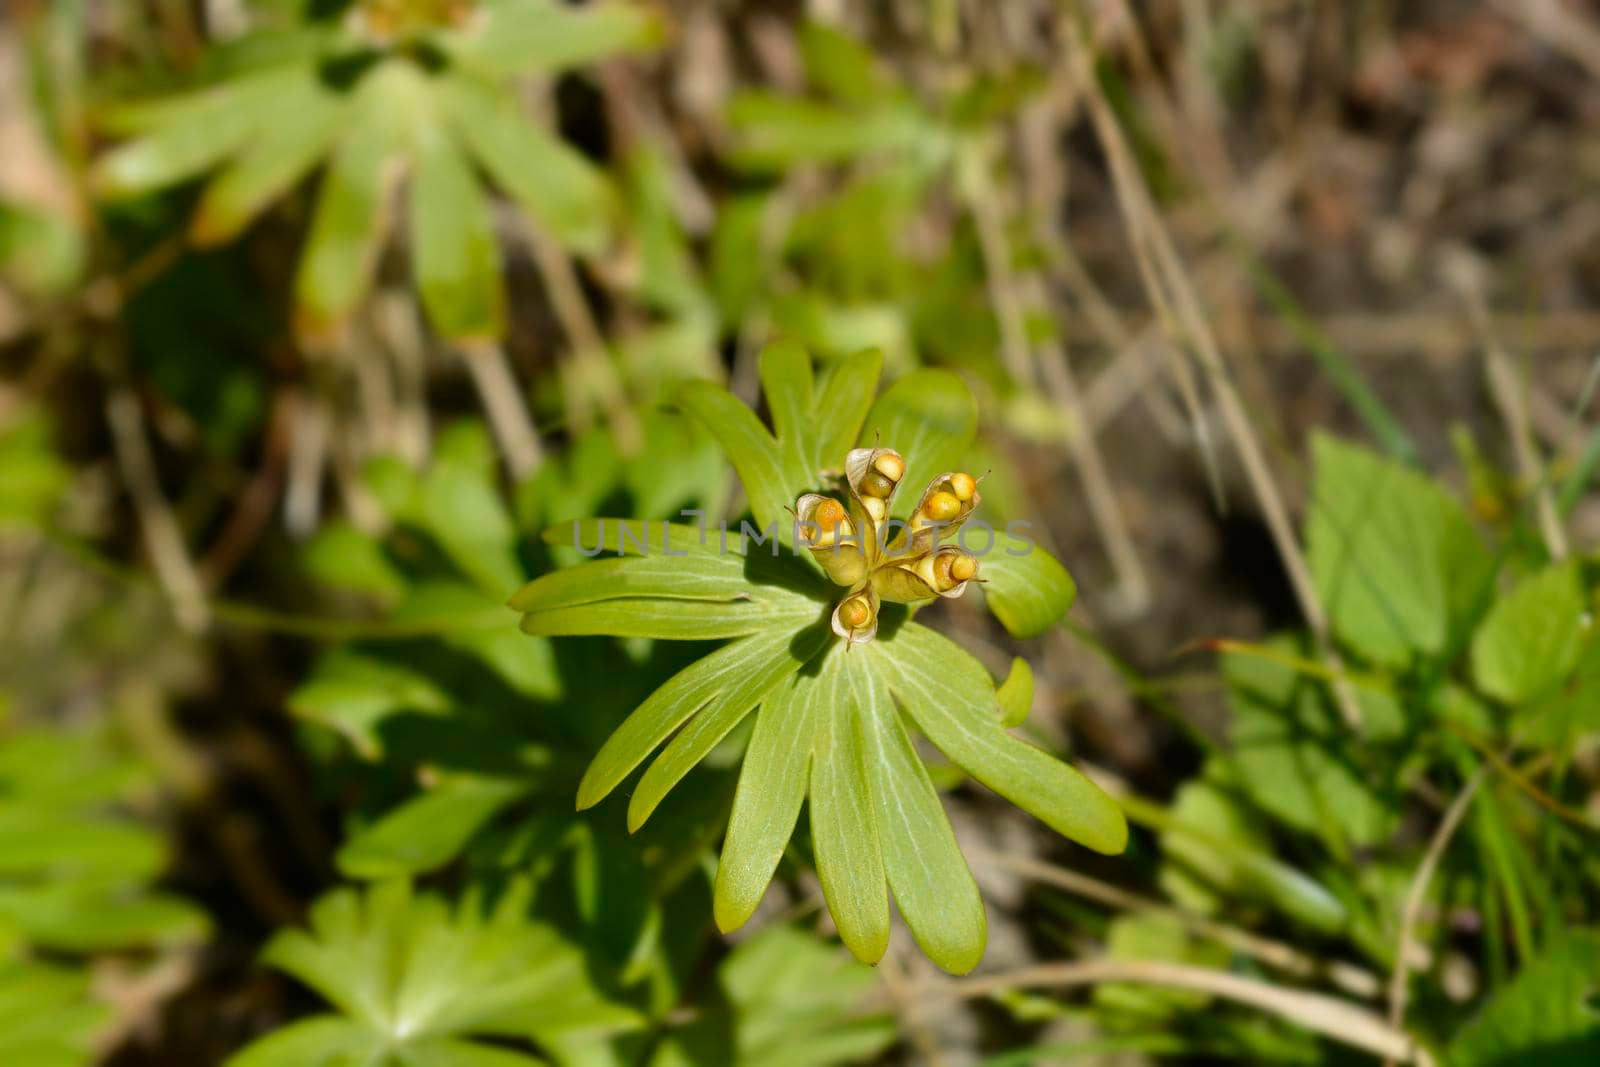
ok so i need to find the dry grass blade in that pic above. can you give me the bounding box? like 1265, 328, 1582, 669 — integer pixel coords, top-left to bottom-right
1385, 768, 1486, 1065
914, 958, 1434, 1064
1059, 5, 1365, 731
971, 847, 1381, 999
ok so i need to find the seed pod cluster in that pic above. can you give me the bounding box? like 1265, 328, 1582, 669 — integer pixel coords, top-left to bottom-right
800, 446, 986, 646
796, 492, 868, 587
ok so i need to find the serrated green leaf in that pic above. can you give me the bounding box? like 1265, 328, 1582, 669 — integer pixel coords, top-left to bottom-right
995, 657, 1034, 727
410, 122, 505, 341
714, 673, 820, 932
443, 75, 615, 255
872, 623, 1126, 855
853, 656, 986, 974
809, 648, 889, 964
190, 71, 347, 245
978, 534, 1077, 638
857, 368, 978, 512
1306, 433, 1492, 667
338, 777, 530, 880
576, 626, 823, 811
1471, 563, 1587, 706
1450, 929, 1600, 1066
1224, 639, 1392, 850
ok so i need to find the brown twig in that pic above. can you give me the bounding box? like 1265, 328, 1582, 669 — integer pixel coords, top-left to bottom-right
105, 388, 209, 633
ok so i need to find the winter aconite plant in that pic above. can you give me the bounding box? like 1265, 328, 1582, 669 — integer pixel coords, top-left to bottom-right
510, 346, 1126, 973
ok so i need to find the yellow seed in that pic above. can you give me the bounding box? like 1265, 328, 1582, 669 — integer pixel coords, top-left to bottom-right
839, 596, 872, 629
861, 471, 895, 498
923, 491, 961, 522
872, 452, 905, 482
813, 498, 846, 532
950, 554, 978, 582
931, 553, 955, 586
949, 472, 977, 502
862, 496, 887, 523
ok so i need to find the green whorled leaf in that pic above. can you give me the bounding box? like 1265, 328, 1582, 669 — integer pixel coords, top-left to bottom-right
91, 66, 304, 196
0, 407, 69, 527
760, 340, 818, 496
337, 777, 530, 880
543, 519, 724, 558
1449, 929, 1600, 1066
678, 379, 792, 540
190, 71, 348, 245
851, 654, 986, 974
725, 93, 928, 172
1470, 563, 1587, 706
0, 199, 84, 296
977, 533, 1078, 638
519, 596, 818, 640
222, 1016, 377, 1067
511, 545, 823, 641
1306, 433, 1492, 667
0, 887, 209, 952
797, 21, 893, 104
289, 650, 452, 758
441, 0, 664, 79
301, 520, 409, 601
294, 67, 416, 343
414, 459, 523, 597
857, 369, 978, 517
576, 626, 824, 812
410, 122, 505, 341
995, 656, 1034, 728
626, 627, 830, 831
714, 672, 820, 933
441, 75, 615, 256
0, 960, 110, 1067
0, 810, 163, 882
395, 1038, 547, 1067
812, 350, 885, 471
870, 623, 1127, 855
515, 545, 752, 603
808, 646, 890, 964
385, 581, 562, 700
